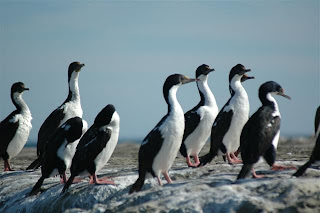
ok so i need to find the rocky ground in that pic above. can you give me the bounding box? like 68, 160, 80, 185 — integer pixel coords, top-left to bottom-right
0, 137, 319, 213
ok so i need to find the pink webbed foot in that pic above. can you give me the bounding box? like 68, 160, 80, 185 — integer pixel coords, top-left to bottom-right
70, 177, 83, 184
60, 173, 67, 184
186, 155, 200, 167
271, 164, 297, 171
252, 169, 265, 179
89, 174, 115, 185
226, 153, 242, 164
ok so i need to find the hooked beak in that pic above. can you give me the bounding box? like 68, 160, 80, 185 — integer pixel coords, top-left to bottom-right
278, 92, 291, 100
23, 88, 30, 91
241, 75, 255, 82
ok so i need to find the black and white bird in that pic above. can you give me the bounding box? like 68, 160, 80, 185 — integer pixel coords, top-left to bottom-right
27, 62, 85, 170
199, 64, 254, 166
293, 106, 320, 177
0, 82, 32, 171
237, 81, 291, 180
62, 104, 120, 193
129, 74, 198, 193
179, 64, 218, 167
29, 117, 87, 196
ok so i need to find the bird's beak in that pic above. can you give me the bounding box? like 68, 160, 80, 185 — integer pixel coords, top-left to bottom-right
206, 68, 215, 75
278, 92, 291, 100
241, 75, 255, 82
24, 88, 30, 91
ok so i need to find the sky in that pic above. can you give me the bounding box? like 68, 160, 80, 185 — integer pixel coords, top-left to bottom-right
1, 0, 319, 144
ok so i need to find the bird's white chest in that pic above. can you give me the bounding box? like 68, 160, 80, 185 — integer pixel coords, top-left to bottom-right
94, 127, 120, 172
60, 100, 83, 126
223, 92, 250, 152
184, 106, 218, 155
7, 112, 32, 158
57, 139, 80, 170
152, 111, 185, 176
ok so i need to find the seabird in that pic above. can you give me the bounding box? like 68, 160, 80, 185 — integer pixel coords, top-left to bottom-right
129, 74, 198, 193
27, 62, 85, 170
0, 82, 32, 171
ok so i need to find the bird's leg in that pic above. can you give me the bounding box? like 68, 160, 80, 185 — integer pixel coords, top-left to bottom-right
271, 163, 296, 171
186, 155, 200, 167
234, 149, 241, 157
230, 152, 242, 163
226, 153, 241, 164
193, 155, 200, 167
157, 176, 163, 186
60, 173, 67, 184
4, 160, 14, 171
163, 172, 173, 184
89, 174, 115, 185
252, 168, 265, 178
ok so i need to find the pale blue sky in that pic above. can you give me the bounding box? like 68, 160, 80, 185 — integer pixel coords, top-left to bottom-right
1, 0, 319, 144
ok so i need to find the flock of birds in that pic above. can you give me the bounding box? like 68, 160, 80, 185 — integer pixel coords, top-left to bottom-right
0, 62, 319, 196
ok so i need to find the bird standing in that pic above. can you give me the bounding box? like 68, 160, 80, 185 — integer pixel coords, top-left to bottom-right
29, 117, 87, 196
129, 74, 198, 193
199, 64, 254, 166
27, 62, 85, 170
0, 82, 32, 171
180, 64, 218, 167
237, 81, 291, 180
62, 104, 120, 193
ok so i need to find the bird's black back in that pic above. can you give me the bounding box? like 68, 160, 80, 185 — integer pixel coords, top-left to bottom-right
240, 106, 281, 165
0, 111, 20, 157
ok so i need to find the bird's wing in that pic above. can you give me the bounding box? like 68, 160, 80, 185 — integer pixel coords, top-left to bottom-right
180, 109, 201, 157
71, 129, 112, 175
37, 107, 66, 156
209, 107, 234, 155
240, 107, 280, 164
76, 125, 98, 149
0, 111, 19, 156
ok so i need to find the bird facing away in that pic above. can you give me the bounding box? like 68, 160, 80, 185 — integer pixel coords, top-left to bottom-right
62, 104, 120, 194
237, 81, 291, 180
26, 62, 85, 170
199, 64, 254, 166
179, 64, 218, 167
293, 106, 320, 177
29, 117, 87, 196
129, 74, 198, 194
0, 82, 32, 171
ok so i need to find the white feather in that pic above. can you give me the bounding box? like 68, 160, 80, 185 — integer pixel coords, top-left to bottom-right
152, 85, 185, 178
184, 74, 218, 156
6, 93, 32, 158
94, 111, 120, 172
222, 75, 250, 153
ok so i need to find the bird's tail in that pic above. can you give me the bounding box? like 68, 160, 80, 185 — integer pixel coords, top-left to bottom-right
61, 174, 75, 194
29, 176, 45, 196
237, 164, 253, 180
26, 157, 42, 170
198, 152, 217, 167
293, 161, 312, 177
129, 175, 146, 194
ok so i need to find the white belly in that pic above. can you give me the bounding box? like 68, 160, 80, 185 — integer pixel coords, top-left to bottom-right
57, 139, 80, 170
7, 113, 32, 158
223, 94, 249, 153
94, 128, 119, 172
152, 114, 184, 177
184, 106, 217, 156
